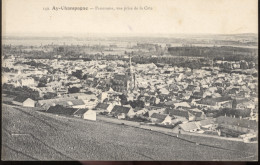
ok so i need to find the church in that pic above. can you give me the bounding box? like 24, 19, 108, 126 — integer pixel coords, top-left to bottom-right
110, 53, 136, 95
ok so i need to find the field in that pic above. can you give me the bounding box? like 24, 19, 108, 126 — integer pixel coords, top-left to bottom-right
2, 104, 258, 160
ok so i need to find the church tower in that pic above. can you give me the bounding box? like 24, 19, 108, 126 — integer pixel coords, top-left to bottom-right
126, 51, 135, 93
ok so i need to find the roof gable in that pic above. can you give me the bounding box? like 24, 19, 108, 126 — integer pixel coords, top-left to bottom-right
73, 109, 88, 116
169, 109, 190, 118
150, 113, 168, 120
47, 105, 77, 115
70, 99, 85, 106
199, 119, 215, 126
111, 105, 131, 115
179, 122, 199, 131
13, 96, 32, 103
96, 103, 110, 109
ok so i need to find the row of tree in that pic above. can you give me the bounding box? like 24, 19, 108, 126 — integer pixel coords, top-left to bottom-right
2, 83, 40, 100
119, 94, 145, 108
72, 70, 88, 80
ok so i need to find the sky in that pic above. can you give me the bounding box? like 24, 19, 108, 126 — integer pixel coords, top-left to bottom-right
2, 0, 258, 36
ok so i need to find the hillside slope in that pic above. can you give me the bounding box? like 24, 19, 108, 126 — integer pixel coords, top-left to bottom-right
2, 104, 257, 160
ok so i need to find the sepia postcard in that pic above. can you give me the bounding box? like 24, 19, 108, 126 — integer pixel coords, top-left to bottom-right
1, 0, 258, 161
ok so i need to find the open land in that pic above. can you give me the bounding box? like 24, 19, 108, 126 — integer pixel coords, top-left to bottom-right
2, 104, 257, 161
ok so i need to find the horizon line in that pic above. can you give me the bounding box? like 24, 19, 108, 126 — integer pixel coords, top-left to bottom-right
3, 32, 258, 38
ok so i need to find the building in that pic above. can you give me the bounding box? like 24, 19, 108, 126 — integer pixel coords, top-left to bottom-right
188, 108, 206, 121
196, 96, 233, 109
69, 99, 86, 109
196, 119, 216, 130
95, 103, 114, 113
83, 110, 96, 121
73, 109, 89, 118
110, 55, 136, 94
173, 102, 191, 109
81, 95, 98, 109
110, 105, 135, 119
73, 109, 96, 121
16, 78, 35, 87
150, 113, 172, 125
47, 105, 77, 115
216, 116, 258, 134
111, 73, 129, 94
99, 92, 109, 103
173, 122, 200, 133
168, 109, 196, 121
12, 96, 35, 107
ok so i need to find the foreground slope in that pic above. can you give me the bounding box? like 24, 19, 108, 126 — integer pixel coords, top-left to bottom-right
2, 104, 258, 160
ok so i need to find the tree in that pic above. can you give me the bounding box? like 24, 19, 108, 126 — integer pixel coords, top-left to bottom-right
39, 77, 48, 84
82, 74, 88, 80
129, 100, 144, 108
217, 108, 251, 118
57, 46, 65, 53
38, 82, 47, 87
29, 91, 40, 100
2, 83, 15, 91
68, 87, 80, 93
72, 70, 83, 79
44, 92, 57, 99
119, 94, 128, 105
232, 99, 237, 109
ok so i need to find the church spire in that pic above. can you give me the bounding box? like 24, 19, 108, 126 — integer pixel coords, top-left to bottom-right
127, 51, 135, 93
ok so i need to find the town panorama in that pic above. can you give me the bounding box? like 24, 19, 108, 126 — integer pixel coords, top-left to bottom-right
2, 34, 258, 160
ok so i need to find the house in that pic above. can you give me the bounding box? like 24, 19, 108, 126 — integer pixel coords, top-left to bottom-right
236, 98, 255, 110
73, 109, 96, 121
186, 85, 196, 91
37, 99, 61, 109
216, 116, 258, 134
73, 109, 88, 118
138, 95, 156, 106
12, 96, 35, 107
150, 113, 172, 125
16, 78, 35, 87
196, 119, 216, 130
173, 102, 191, 109
83, 110, 96, 121
95, 103, 114, 113
47, 105, 77, 115
38, 97, 91, 109
173, 122, 200, 133
188, 108, 206, 121
110, 105, 135, 119
69, 99, 86, 109
99, 92, 109, 103
81, 94, 98, 109
135, 108, 148, 116
40, 103, 55, 110
160, 88, 170, 95
171, 117, 188, 124
192, 91, 204, 99
196, 96, 233, 109
147, 107, 166, 117
168, 109, 195, 121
